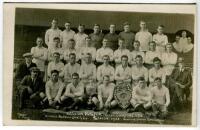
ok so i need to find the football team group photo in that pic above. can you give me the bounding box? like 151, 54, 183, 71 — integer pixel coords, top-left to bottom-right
11, 5, 195, 125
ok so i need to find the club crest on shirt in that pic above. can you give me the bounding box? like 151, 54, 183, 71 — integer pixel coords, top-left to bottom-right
114, 83, 132, 109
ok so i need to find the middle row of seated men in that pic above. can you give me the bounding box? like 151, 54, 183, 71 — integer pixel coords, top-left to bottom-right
19, 66, 170, 118
47, 51, 170, 87
31, 36, 177, 82
48, 50, 166, 85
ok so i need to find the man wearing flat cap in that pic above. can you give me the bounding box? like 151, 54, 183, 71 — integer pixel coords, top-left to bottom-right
18, 67, 45, 109
15, 52, 37, 81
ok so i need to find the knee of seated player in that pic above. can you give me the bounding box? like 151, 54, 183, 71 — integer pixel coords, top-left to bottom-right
104, 103, 110, 109
130, 99, 137, 107
78, 96, 84, 101
39, 92, 45, 99
60, 95, 66, 101
19, 87, 28, 95
144, 101, 152, 109
74, 97, 82, 102
91, 97, 99, 105
111, 100, 117, 107
48, 100, 54, 106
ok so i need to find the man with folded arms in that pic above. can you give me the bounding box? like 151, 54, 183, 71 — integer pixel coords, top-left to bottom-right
79, 53, 96, 86
96, 38, 114, 64
98, 75, 117, 114
113, 38, 130, 66
149, 57, 166, 87
131, 55, 148, 87
60, 53, 80, 85
153, 25, 168, 53
161, 43, 177, 76
47, 52, 64, 78
31, 37, 48, 80
97, 55, 115, 84
151, 77, 170, 119
115, 55, 132, 85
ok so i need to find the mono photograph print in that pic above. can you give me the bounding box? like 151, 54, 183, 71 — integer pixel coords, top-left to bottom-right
3, 3, 197, 126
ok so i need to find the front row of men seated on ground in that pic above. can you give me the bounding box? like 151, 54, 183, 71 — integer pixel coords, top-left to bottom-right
17, 54, 192, 119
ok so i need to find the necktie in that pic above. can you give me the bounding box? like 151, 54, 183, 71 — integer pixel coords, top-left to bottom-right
32, 78, 36, 85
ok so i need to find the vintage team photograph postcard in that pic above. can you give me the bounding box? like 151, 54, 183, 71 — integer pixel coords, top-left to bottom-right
3, 3, 197, 126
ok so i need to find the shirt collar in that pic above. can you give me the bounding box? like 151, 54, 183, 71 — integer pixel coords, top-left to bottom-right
73, 82, 80, 88
26, 62, 31, 67
51, 27, 58, 30
65, 29, 72, 32
121, 64, 128, 69
140, 29, 148, 32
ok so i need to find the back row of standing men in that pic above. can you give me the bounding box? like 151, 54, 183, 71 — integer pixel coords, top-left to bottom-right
45, 19, 193, 52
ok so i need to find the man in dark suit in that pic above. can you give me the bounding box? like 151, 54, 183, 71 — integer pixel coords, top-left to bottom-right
168, 57, 192, 111
15, 53, 37, 81
104, 24, 119, 50
19, 67, 45, 109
